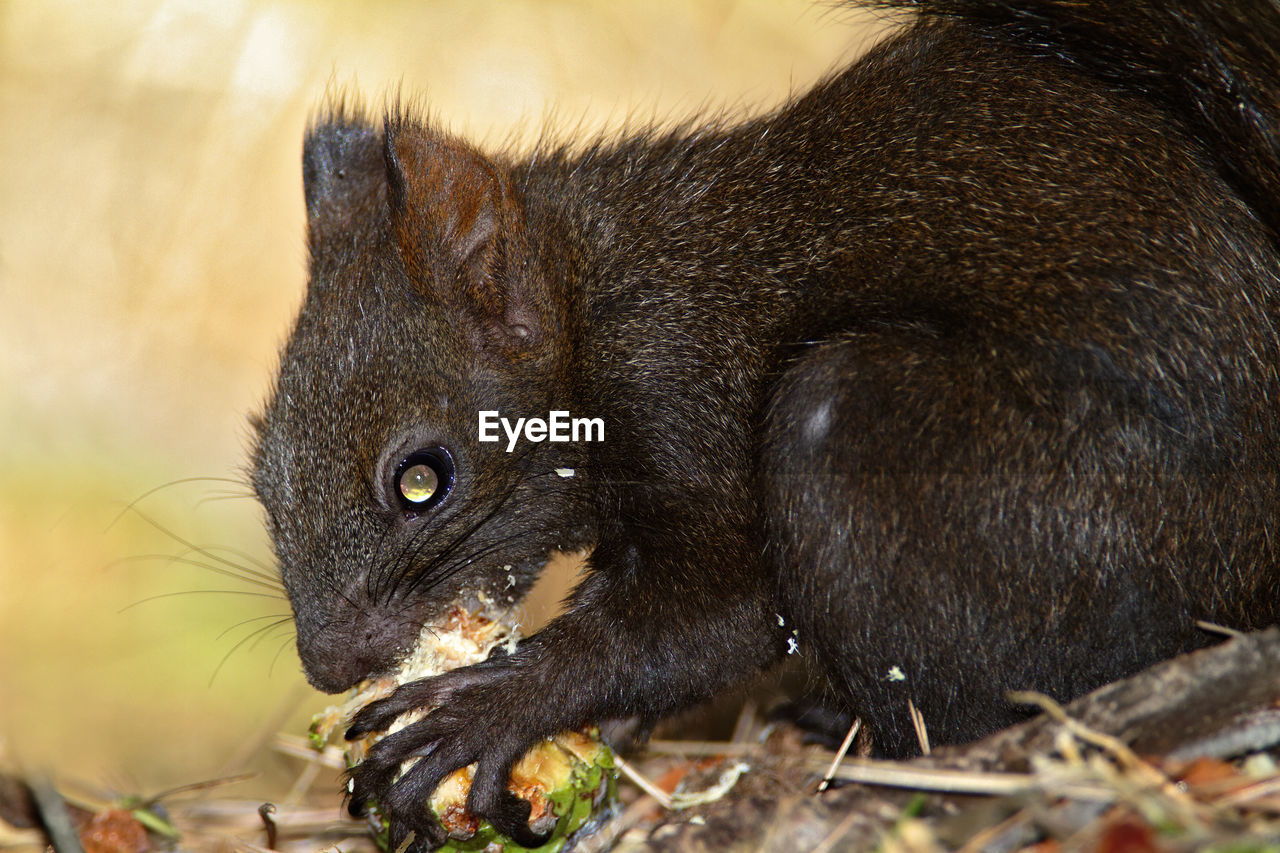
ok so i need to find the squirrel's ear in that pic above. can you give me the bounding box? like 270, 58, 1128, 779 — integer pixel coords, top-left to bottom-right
384, 119, 540, 351
303, 118, 385, 253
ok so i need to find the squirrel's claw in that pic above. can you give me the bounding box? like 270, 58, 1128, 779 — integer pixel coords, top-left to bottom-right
347, 659, 512, 739
345, 662, 552, 851
466, 756, 554, 849
346, 682, 437, 740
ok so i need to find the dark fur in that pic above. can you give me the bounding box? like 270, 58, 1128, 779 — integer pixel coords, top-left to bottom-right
251, 1, 1280, 848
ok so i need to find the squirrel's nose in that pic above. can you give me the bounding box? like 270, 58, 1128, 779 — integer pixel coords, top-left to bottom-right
294, 614, 412, 694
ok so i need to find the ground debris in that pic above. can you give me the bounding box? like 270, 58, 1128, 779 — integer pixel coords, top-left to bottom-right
619, 629, 1280, 852
4, 631, 1278, 852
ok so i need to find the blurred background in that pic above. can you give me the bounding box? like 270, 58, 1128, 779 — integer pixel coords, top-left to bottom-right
0, 0, 887, 809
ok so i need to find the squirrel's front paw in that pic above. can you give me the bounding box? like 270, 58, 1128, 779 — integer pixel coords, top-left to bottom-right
345, 666, 555, 852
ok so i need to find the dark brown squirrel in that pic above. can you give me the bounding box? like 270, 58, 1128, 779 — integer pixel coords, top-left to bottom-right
249, 0, 1280, 848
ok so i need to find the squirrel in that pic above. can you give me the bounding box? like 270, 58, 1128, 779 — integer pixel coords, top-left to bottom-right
250, 0, 1280, 849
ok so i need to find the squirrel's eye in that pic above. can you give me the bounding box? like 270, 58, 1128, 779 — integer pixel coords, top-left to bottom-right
393, 449, 453, 514
400, 464, 437, 503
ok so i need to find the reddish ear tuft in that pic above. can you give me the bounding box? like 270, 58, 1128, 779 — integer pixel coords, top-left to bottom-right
383, 121, 515, 326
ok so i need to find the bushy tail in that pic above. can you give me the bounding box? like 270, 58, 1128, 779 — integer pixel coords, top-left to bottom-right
874, 0, 1280, 238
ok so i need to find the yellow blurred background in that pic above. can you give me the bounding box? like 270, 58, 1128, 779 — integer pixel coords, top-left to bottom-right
0, 0, 886, 808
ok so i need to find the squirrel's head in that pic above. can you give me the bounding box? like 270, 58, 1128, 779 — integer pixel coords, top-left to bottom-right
250, 104, 587, 693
